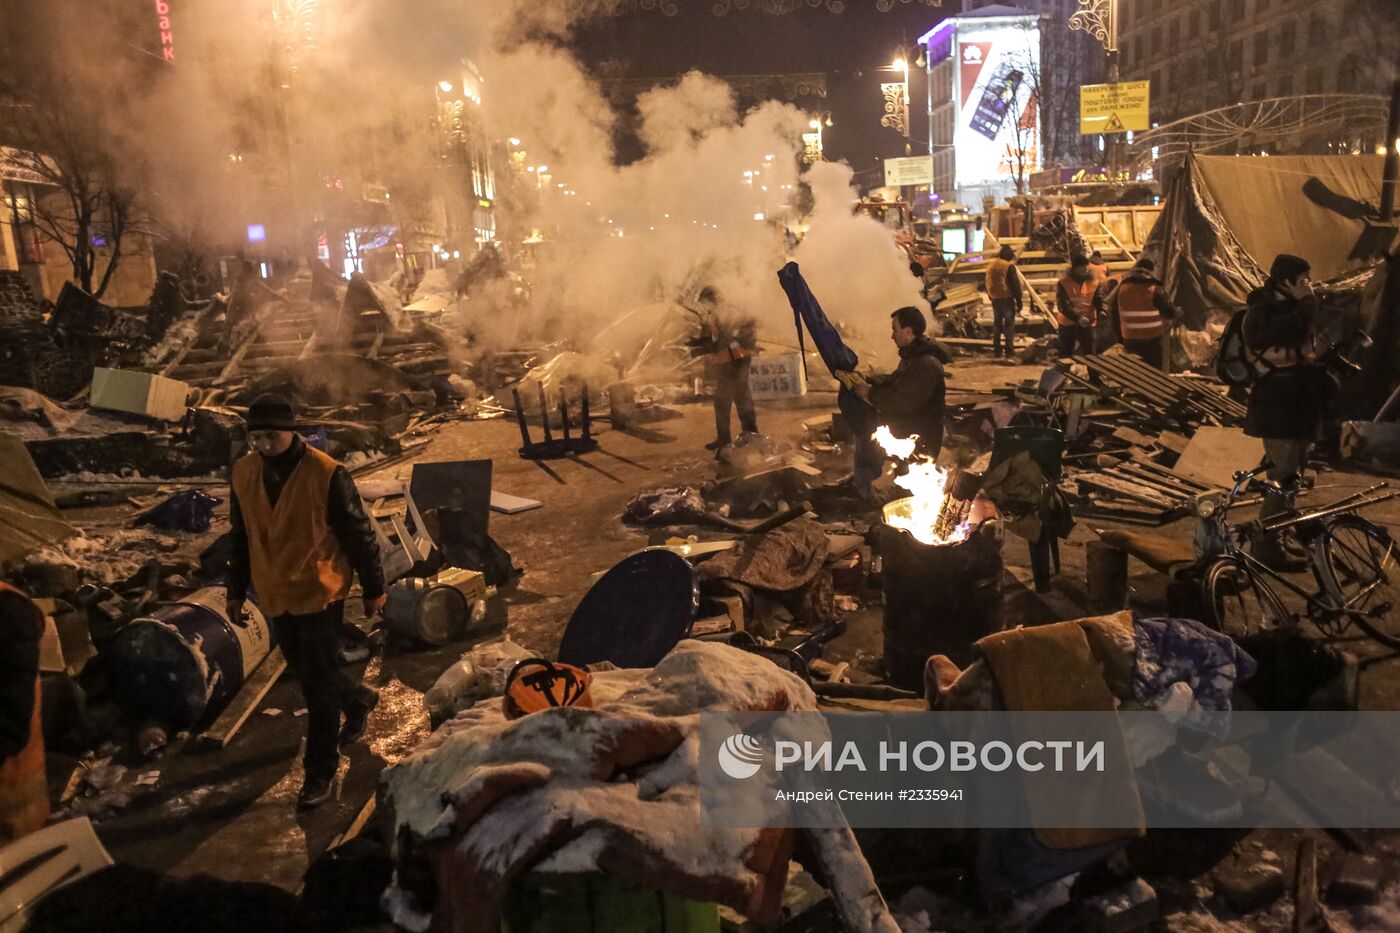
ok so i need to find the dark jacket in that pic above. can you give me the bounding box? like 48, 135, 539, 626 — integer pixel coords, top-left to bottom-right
1242, 285, 1325, 440
1105, 268, 1177, 338
227, 436, 385, 605
868, 336, 947, 456
0, 589, 40, 761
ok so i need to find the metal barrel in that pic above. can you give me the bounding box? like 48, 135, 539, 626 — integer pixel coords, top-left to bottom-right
105, 587, 273, 729
880, 503, 1004, 691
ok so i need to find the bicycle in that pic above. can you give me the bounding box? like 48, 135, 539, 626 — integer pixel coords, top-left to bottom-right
1193, 464, 1400, 648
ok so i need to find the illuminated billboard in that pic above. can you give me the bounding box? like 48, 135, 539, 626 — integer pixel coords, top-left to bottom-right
922, 12, 1041, 195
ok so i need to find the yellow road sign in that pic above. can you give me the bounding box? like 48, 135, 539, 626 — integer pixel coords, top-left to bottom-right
1080, 81, 1150, 135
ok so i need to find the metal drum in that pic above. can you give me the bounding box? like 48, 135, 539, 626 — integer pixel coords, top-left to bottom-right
105, 587, 273, 728
384, 568, 487, 646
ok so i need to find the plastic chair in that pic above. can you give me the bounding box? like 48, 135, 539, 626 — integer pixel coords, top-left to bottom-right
0, 817, 113, 933
988, 426, 1066, 591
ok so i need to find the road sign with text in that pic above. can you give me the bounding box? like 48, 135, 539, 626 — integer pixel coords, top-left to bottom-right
884, 156, 934, 187
1079, 81, 1150, 135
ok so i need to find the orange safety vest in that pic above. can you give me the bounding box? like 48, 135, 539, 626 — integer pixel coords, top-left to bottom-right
1057, 273, 1099, 327
985, 258, 1015, 299
232, 446, 354, 617
1117, 281, 1165, 340
0, 582, 48, 845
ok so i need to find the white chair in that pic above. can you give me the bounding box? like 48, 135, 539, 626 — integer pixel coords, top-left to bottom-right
0, 817, 113, 933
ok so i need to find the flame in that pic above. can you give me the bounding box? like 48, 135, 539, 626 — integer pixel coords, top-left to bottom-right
873, 426, 968, 547
873, 425, 917, 460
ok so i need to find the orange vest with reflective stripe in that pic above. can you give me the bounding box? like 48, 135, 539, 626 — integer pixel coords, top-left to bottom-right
1057, 273, 1098, 327
1117, 281, 1165, 340
232, 447, 354, 617
986, 258, 1015, 299
0, 582, 48, 845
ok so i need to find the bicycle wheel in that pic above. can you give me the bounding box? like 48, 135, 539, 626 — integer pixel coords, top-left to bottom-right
1201, 557, 1291, 639
1319, 516, 1400, 649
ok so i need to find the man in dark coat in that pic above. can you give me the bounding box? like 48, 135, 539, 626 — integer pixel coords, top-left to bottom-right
1241, 253, 1324, 569
854, 306, 947, 458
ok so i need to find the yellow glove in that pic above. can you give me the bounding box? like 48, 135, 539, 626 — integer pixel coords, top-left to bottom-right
835, 370, 868, 390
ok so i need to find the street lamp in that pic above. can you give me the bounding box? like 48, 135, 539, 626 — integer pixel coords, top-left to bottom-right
1070, 0, 1121, 174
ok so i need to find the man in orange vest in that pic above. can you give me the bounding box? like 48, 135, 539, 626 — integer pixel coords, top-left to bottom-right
1105, 258, 1178, 370
984, 244, 1023, 359
0, 582, 48, 844
1055, 254, 1102, 358
227, 394, 386, 808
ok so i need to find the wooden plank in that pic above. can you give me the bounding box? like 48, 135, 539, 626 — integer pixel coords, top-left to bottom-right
365, 331, 385, 360
193, 647, 287, 749
213, 322, 262, 386
491, 491, 543, 514
330, 795, 378, 850
1076, 474, 1179, 508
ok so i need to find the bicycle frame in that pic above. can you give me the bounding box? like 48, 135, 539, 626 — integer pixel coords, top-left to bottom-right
1196, 467, 1396, 623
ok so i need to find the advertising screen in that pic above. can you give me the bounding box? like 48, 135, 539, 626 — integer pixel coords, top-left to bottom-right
953, 19, 1040, 189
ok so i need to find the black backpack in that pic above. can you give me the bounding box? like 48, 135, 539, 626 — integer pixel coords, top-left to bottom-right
1216, 307, 1255, 387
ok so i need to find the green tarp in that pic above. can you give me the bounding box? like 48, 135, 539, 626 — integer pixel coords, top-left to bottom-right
0, 433, 77, 565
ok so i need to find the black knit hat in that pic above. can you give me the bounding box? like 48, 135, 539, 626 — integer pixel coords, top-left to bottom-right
1269, 253, 1310, 284
247, 393, 296, 432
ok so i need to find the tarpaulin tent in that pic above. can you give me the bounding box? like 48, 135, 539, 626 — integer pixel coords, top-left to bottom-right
1146, 153, 1385, 327
0, 434, 77, 565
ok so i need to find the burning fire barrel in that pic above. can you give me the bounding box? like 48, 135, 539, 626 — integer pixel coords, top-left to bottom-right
879, 484, 1004, 692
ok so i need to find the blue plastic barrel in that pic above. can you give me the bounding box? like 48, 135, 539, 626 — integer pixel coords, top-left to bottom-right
105, 587, 274, 728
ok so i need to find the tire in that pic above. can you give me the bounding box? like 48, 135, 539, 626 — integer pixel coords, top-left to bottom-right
1201, 557, 1291, 639
1319, 516, 1400, 650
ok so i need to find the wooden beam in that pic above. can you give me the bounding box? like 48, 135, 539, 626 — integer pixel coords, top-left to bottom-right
193, 647, 286, 749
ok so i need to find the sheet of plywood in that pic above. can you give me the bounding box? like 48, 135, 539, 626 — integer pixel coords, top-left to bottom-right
1170, 426, 1266, 491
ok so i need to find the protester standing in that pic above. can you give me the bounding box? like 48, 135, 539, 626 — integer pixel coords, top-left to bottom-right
853, 306, 947, 459
1055, 254, 1101, 357
692, 286, 759, 453
985, 244, 1023, 359
1106, 258, 1178, 370
1241, 254, 1325, 569
227, 394, 386, 808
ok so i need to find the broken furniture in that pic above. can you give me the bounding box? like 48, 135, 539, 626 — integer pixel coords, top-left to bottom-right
511, 385, 597, 459
90, 368, 192, 422
987, 424, 1066, 592
0, 817, 113, 933
1058, 351, 1247, 428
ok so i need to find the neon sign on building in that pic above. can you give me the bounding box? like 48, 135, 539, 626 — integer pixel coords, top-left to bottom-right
154, 0, 175, 61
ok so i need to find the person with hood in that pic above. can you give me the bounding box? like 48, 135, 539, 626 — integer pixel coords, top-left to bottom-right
1105, 257, 1178, 369
985, 244, 1023, 359
1088, 250, 1110, 283
853, 305, 947, 458
1055, 253, 1102, 357
690, 285, 760, 453
227, 394, 386, 808
1241, 254, 1324, 569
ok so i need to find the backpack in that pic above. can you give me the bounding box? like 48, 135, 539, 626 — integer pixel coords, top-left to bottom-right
1216, 307, 1255, 387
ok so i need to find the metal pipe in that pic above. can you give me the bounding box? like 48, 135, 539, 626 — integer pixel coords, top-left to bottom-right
1263, 491, 1400, 533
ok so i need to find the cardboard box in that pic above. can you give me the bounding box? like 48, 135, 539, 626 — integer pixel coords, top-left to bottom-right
91, 368, 191, 422
748, 352, 807, 400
